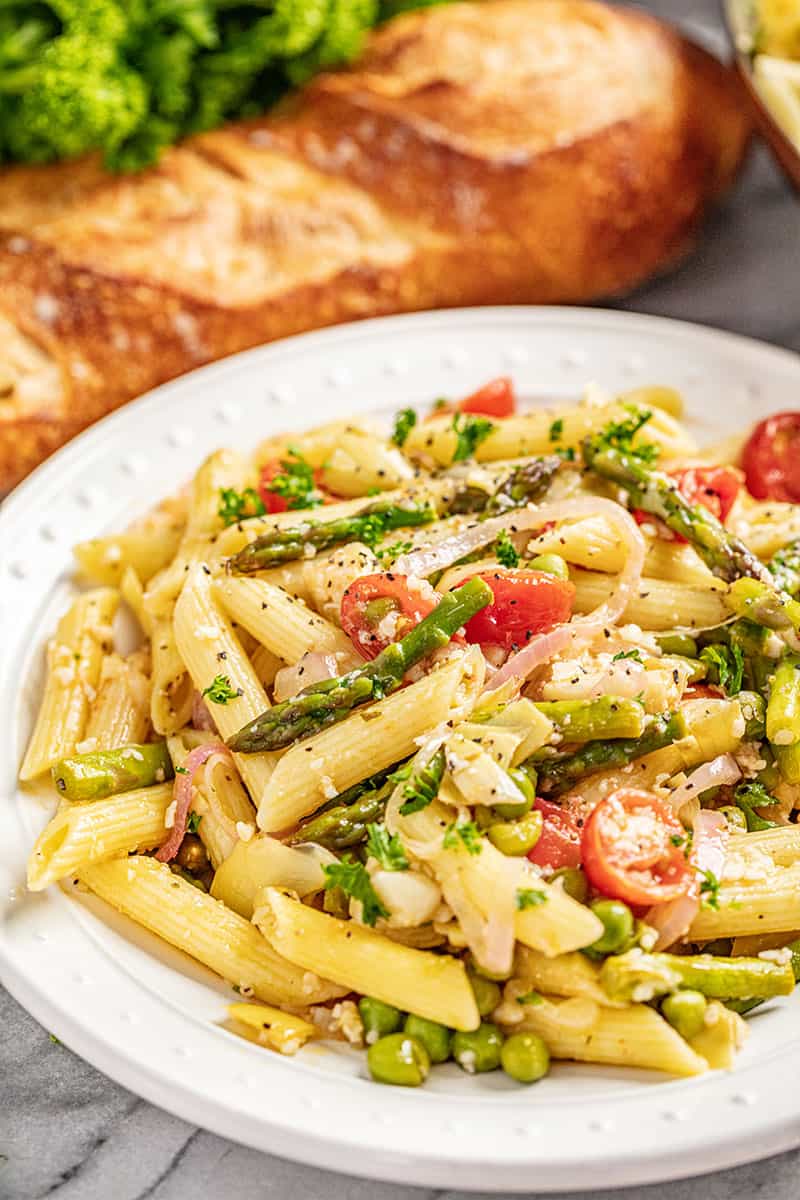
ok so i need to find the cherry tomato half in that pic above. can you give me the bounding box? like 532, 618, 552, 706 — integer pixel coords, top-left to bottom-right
340, 573, 439, 660
527, 798, 583, 870
634, 465, 740, 543
743, 412, 800, 502
427, 376, 517, 420
258, 459, 333, 514
581, 788, 693, 907
462, 568, 575, 652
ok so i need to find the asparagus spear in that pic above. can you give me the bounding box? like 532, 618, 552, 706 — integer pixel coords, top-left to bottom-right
531, 711, 686, 796
286, 776, 396, 850
445, 457, 561, 516
600, 948, 795, 1003
227, 499, 437, 573
534, 697, 647, 743
766, 654, 800, 747
52, 742, 174, 801
727, 577, 800, 648
582, 437, 770, 584
768, 539, 800, 596
227, 577, 493, 753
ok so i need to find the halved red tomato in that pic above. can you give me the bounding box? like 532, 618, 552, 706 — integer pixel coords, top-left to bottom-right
258, 459, 333, 514
581, 788, 693, 907
340, 573, 439, 660
427, 376, 517, 421
634, 465, 740, 543
527, 798, 583, 870
462, 568, 575, 652
743, 412, 800, 502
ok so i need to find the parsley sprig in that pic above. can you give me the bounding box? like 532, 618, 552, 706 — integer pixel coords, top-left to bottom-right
442, 820, 483, 855
264, 448, 324, 511
494, 529, 520, 569
515, 887, 547, 911
699, 868, 721, 910
322, 856, 389, 927
733, 781, 781, 832
366, 823, 409, 872
398, 748, 446, 816
218, 487, 266, 527
699, 643, 744, 696
392, 408, 417, 448
202, 674, 242, 705
596, 407, 659, 464
451, 413, 496, 462
612, 648, 643, 663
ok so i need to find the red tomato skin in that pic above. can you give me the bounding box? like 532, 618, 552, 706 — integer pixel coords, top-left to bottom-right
340, 573, 437, 660
463, 569, 575, 652
527, 798, 583, 870
683, 683, 724, 700
633, 466, 740, 543
581, 788, 692, 907
459, 377, 517, 418
743, 412, 800, 502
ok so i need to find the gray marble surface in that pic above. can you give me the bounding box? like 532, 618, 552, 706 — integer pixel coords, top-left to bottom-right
3, 2, 800, 1197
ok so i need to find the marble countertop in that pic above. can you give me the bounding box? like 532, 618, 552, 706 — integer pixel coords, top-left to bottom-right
3, 2, 800, 1197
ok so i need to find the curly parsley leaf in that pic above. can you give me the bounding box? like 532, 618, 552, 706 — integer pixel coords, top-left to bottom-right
392, 408, 417, 448
264, 448, 324, 511
596, 407, 659, 465
398, 747, 445, 816
202, 674, 242, 705
443, 819, 483, 855
734, 781, 781, 832
515, 887, 547, 911
322, 856, 389, 927
612, 648, 643, 663
218, 487, 266, 526
699, 869, 721, 910
494, 529, 520, 569
451, 413, 496, 462
375, 539, 414, 564
548, 417, 564, 443
366, 823, 409, 871
699, 643, 744, 696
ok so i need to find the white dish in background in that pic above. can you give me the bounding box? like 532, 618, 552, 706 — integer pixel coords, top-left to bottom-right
2, 307, 800, 1192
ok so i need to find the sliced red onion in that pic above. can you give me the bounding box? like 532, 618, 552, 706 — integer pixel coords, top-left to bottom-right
156, 742, 232, 863
663, 754, 741, 815
646, 806, 729, 950
273, 651, 341, 703
191, 690, 216, 732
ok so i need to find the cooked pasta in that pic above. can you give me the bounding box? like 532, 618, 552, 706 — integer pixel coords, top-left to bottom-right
21, 375, 800, 1089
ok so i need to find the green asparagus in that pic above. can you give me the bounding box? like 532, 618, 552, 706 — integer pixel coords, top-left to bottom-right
286, 775, 397, 850
52, 742, 174, 801
227, 499, 437, 573
768, 539, 800, 596
582, 437, 769, 584
227, 578, 493, 753
534, 697, 647, 742
766, 654, 800, 747
531, 712, 686, 796
727, 577, 800, 648
600, 948, 795, 1003
444, 457, 561, 517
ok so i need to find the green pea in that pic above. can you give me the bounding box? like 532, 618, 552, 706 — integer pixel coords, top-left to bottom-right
452, 1022, 504, 1074
528, 553, 569, 581
488, 810, 543, 857
550, 866, 588, 904
359, 996, 403, 1042
586, 899, 634, 957
403, 1014, 452, 1064
469, 972, 502, 1017
492, 766, 536, 820
719, 805, 748, 833
500, 1032, 550, 1084
656, 633, 698, 658
367, 1033, 430, 1086
661, 990, 707, 1040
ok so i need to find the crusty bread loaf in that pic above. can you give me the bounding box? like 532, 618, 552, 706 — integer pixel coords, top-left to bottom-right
0, 0, 750, 492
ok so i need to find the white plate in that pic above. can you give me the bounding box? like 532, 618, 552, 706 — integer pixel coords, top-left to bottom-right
3, 307, 800, 1193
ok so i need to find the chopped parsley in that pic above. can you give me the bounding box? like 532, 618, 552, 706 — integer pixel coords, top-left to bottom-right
323, 856, 389, 926
515, 887, 547, 911
699, 643, 744, 696
186, 811, 202, 834
392, 407, 417, 447
263, 448, 324, 511
699, 869, 721, 910
612, 648, 643, 663
375, 539, 414, 563
516, 989, 544, 1006
442, 819, 483, 855
733, 781, 781, 832
202, 674, 242, 705
494, 529, 520, 569
398, 747, 445, 816
451, 413, 496, 462
548, 417, 564, 442
175, 766, 189, 775
596, 407, 659, 464
218, 486, 266, 526
366, 823, 409, 871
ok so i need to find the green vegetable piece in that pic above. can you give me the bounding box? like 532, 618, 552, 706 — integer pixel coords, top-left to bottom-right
202, 674, 242, 705
738, 691, 767, 741
718, 805, 748, 833
367, 1033, 430, 1087
398, 748, 446, 816
391, 408, 417, 447
700, 643, 744, 695
586, 900, 634, 957
515, 887, 547, 910
767, 654, 800, 747
600, 949, 795, 1003
491, 766, 535, 819
468, 973, 502, 1018
550, 866, 589, 904
359, 996, 403, 1041
656, 633, 698, 658
218, 486, 265, 526
533, 711, 686, 796
768, 539, 800, 595
286, 771, 397, 850
442, 819, 484, 855
451, 413, 496, 462
661, 990, 707, 1040
528, 553, 569, 580
500, 1032, 550, 1084
487, 810, 543, 857
51, 742, 174, 802
452, 1022, 504, 1074
261, 448, 324, 511
228, 579, 492, 752
322, 856, 388, 927
728, 577, 800, 644
403, 1014, 452, 1064
534, 697, 647, 742
365, 822, 408, 871
733, 780, 781, 832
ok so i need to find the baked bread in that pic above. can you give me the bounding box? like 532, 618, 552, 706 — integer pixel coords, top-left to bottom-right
0, 0, 750, 492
